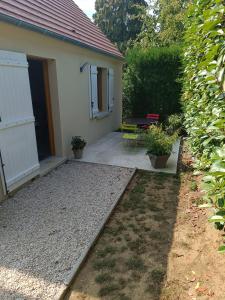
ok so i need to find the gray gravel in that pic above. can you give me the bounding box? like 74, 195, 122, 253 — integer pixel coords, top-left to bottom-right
0, 161, 134, 300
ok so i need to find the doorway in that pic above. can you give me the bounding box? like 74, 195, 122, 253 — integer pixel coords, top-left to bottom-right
28, 58, 55, 161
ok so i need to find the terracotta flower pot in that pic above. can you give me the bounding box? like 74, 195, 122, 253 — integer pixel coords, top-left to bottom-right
73, 148, 84, 159
148, 154, 171, 169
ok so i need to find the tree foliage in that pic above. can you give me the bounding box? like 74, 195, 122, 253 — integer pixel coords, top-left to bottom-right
136, 0, 190, 48
93, 0, 147, 52
123, 46, 182, 119
182, 0, 225, 248
156, 0, 190, 46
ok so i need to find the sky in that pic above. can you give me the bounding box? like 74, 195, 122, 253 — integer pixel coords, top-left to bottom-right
74, 0, 95, 19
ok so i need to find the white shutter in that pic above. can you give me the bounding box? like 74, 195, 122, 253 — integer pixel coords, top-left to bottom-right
0, 50, 39, 192
89, 65, 99, 118
108, 68, 114, 112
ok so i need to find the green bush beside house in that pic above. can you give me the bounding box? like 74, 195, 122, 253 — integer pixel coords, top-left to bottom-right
123, 46, 182, 120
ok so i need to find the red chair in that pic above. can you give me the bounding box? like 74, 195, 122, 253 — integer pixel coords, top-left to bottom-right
141, 114, 160, 130
146, 114, 160, 124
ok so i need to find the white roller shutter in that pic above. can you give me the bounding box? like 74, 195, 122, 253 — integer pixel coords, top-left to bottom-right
89, 65, 98, 118
108, 68, 114, 112
0, 50, 39, 192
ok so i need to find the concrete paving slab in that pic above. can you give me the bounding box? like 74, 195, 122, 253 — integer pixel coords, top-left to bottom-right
0, 162, 134, 300
79, 132, 180, 174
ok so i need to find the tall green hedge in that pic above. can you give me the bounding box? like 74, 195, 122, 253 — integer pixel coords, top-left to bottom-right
123, 46, 182, 120
183, 0, 225, 250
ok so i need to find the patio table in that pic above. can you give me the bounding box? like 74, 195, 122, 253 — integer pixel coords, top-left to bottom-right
124, 118, 155, 127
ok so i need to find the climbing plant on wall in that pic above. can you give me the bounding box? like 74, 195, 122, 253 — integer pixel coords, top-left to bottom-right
182, 0, 225, 251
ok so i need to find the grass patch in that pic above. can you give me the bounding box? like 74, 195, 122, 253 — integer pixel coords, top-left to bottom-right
104, 224, 126, 236
153, 214, 164, 222
69, 170, 182, 300
118, 278, 127, 289
124, 234, 132, 242
128, 238, 147, 254
122, 193, 147, 211
151, 268, 165, 284
118, 294, 131, 300
96, 246, 117, 258
98, 283, 120, 297
149, 230, 166, 241
120, 245, 128, 253
93, 258, 116, 271
131, 271, 142, 281
132, 185, 145, 193
147, 203, 162, 212
95, 273, 113, 284
126, 257, 146, 272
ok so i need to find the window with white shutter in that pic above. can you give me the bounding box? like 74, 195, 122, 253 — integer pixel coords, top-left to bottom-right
108, 68, 114, 112
89, 65, 99, 118
89, 65, 114, 118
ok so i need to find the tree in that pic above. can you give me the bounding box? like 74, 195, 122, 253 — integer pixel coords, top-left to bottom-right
156, 0, 190, 46
93, 0, 147, 52
135, 0, 190, 48
133, 3, 159, 48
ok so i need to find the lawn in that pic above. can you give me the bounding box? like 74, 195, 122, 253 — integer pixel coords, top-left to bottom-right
65, 144, 225, 300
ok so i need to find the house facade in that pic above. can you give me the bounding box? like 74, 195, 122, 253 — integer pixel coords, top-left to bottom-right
0, 0, 123, 197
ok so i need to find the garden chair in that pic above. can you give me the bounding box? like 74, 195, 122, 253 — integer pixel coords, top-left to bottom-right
141, 114, 160, 130
121, 123, 139, 145
146, 114, 160, 124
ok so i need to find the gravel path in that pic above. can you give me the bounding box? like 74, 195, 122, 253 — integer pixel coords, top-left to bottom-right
0, 161, 134, 300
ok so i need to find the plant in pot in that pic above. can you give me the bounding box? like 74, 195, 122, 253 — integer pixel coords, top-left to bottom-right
71, 136, 86, 159
145, 126, 177, 169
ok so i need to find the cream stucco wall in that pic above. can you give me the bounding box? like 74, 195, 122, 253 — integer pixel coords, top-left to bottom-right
0, 22, 123, 158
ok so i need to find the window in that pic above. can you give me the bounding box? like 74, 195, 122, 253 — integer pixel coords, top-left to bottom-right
89, 65, 114, 119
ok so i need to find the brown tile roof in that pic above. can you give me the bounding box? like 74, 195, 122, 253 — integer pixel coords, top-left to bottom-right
0, 0, 123, 59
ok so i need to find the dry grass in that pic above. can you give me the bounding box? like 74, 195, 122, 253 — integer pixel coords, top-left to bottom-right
65, 145, 225, 299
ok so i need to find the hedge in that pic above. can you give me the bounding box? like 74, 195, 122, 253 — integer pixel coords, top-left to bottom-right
182, 0, 225, 251
123, 46, 182, 120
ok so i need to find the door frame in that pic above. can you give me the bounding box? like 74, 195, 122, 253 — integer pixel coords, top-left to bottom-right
28, 56, 56, 158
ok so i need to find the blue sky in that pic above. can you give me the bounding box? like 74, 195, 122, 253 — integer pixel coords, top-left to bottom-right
74, 0, 95, 19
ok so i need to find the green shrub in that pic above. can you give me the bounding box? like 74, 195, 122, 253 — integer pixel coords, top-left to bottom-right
145, 126, 177, 156
123, 46, 182, 120
166, 114, 184, 136
182, 0, 225, 249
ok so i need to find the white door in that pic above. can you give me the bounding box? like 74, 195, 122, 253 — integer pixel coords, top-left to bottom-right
0, 50, 40, 192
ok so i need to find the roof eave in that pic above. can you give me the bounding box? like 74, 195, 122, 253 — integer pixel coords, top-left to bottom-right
0, 13, 124, 61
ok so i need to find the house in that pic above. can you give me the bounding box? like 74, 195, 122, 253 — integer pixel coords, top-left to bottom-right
0, 0, 123, 198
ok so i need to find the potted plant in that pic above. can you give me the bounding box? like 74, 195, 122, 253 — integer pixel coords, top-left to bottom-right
71, 136, 86, 159
145, 126, 177, 169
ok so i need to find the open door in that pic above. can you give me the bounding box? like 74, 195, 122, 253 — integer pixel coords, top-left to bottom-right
28, 58, 54, 161
0, 50, 40, 192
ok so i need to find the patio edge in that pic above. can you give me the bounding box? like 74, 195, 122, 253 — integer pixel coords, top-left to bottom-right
58, 167, 137, 300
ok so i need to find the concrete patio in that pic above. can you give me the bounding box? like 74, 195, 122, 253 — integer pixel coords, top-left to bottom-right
79, 132, 180, 174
